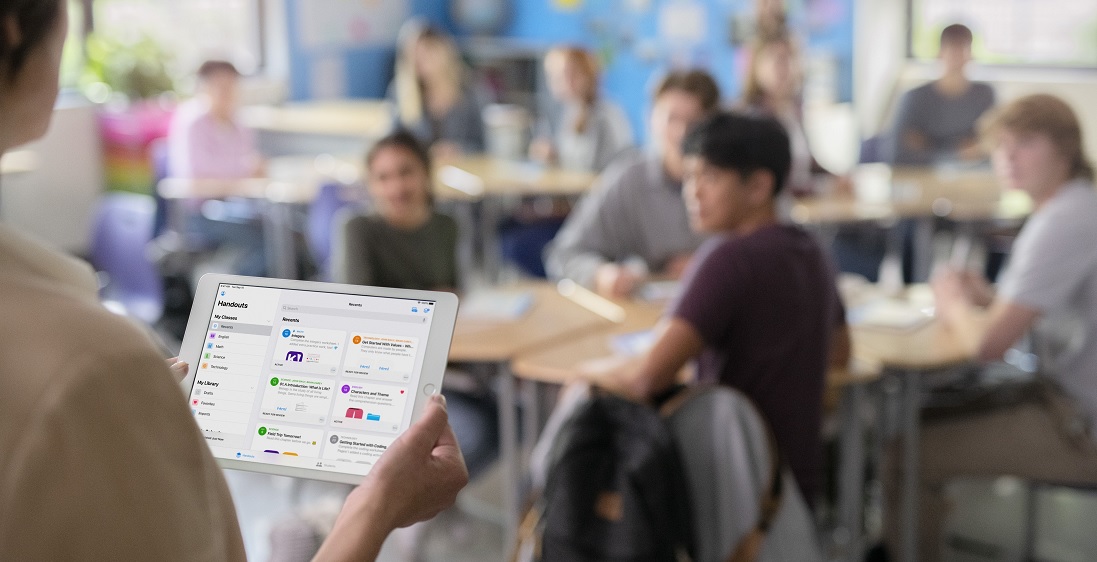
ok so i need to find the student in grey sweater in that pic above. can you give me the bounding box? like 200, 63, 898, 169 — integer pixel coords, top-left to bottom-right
886, 24, 995, 166
545, 70, 720, 298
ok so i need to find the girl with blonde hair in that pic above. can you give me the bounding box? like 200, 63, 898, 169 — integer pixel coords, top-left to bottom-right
390, 22, 484, 156
530, 45, 633, 172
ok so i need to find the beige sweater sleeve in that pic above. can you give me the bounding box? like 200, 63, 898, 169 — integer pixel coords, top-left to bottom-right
0, 349, 246, 561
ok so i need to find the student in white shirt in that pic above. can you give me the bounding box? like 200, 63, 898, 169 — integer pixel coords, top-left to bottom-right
0, 2, 467, 559
884, 94, 1097, 562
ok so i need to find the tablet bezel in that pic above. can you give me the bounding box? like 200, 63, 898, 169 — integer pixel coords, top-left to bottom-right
179, 273, 459, 485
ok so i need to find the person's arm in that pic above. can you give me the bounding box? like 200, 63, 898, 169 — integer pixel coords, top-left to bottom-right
314, 395, 468, 562
885, 90, 932, 166
544, 159, 637, 287
933, 269, 1039, 362
587, 241, 737, 399
831, 323, 852, 368
584, 317, 704, 401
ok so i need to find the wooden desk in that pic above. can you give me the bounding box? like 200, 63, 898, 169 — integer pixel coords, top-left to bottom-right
449, 280, 615, 552
849, 305, 979, 562
158, 177, 320, 204
238, 100, 394, 139
790, 166, 1031, 225
435, 156, 597, 201
450, 282, 614, 363
509, 299, 664, 384
157, 177, 320, 278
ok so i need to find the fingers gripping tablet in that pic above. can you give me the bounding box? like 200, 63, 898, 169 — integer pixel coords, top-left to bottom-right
179, 275, 457, 484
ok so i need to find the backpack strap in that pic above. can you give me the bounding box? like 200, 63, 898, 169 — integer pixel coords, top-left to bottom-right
725, 415, 784, 562
660, 385, 786, 562
511, 495, 545, 562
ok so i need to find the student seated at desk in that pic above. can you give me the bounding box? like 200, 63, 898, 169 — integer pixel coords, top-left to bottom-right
885, 24, 995, 166
390, 22, 485, 158
545, 70, 720, 298
881, 94, 1097, 562
582, 112, 849, 504
333, 131, 458, 292
529, 45, 634, 173
333, 131, 496, 478
739, 32, 842, 197
166, 59, 267, 276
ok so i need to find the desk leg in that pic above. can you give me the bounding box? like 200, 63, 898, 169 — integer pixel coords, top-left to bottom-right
497, 363, 521, 557
912, 218, 934, 283
521, 379, 542, 459
899, 370, 921, 562
838, 382, 866, 562
262, 201, 296, 279
480, 198, 501, 281
449, 201, 477, 288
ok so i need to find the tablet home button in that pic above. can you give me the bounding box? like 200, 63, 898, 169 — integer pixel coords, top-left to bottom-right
423, 384, 436, 395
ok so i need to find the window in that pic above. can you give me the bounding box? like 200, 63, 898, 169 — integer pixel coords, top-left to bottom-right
910, 0, 1097, 67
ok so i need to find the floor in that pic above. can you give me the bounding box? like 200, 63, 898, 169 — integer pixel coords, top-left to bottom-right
226, 464, 1097, 562
226, 460, 506, 562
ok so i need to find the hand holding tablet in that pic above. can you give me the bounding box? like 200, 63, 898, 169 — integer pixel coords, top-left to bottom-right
178, 274, 459, 484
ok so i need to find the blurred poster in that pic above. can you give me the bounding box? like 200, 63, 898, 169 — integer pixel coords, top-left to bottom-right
297, 0, 408, 49
659, 1, 707, 46
552, 0, 584, 11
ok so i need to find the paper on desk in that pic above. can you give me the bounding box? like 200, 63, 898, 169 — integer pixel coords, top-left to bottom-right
458, 290, 534, 322
848, 300, 933, 331
638, 280, 681, 302
611, 329, 657, 357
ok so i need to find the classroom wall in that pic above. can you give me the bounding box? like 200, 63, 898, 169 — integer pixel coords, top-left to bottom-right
1, 98, 103, 253
496, 0, 855, 144
284, 0, 454, 100
281, 0, 855, 145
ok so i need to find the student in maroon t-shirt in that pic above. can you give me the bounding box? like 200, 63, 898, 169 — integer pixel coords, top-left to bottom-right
584, 112, 850, 503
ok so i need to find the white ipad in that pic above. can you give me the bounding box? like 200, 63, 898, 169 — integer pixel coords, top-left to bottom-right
178, 274, 459, 485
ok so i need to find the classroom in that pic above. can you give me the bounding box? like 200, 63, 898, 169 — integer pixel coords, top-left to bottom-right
2, 0, 1097, 561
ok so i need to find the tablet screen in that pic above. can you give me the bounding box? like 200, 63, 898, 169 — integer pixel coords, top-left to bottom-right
187, 283, 438, 477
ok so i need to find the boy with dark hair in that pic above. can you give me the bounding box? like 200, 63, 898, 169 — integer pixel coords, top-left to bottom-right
886, 23, 996, 165
582, 112, 850, 503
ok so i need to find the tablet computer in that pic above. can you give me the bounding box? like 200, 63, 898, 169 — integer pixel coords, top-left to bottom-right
178, 274, 459, 485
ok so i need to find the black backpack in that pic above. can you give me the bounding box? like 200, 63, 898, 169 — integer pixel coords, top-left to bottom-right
521, 390, 694, 562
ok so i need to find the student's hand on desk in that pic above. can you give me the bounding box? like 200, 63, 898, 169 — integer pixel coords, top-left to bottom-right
528, 138, 556, 164
663, 254, 694, 280
594, 263, 642, 299
317, 395, 468, 562
431, 141, 463, 162
902, 131, 929, 152
832, 174, 855, 198
930, 268, 970, 324
957, 269, 995, 307
576, 354, 641, 400
957, 137, 985, 162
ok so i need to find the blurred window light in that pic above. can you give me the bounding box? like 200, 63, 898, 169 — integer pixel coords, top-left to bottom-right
910, 0, 1097, 67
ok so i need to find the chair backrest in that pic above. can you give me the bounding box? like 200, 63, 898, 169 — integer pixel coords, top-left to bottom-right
306, 182, 359, 279
89, 192, 163, 323
663, 386, 824, 562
